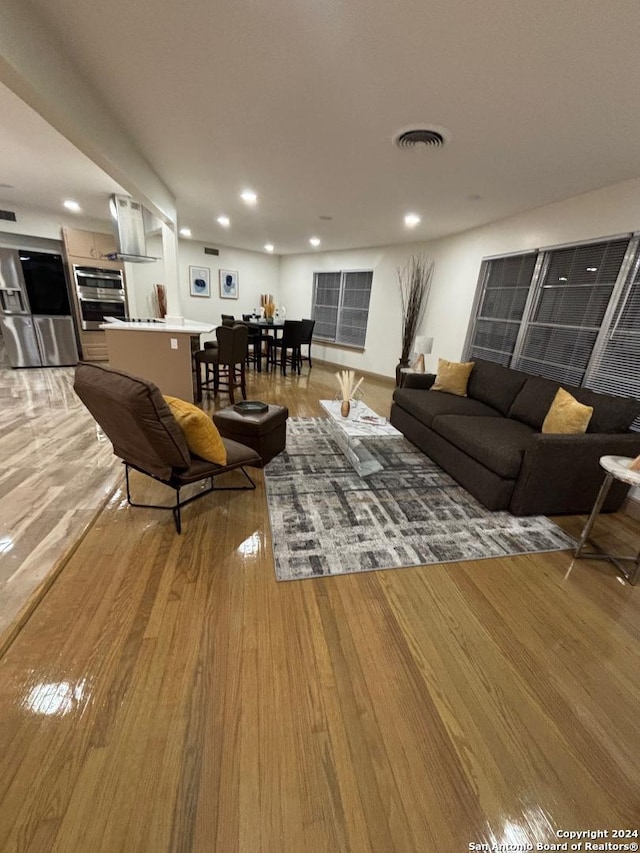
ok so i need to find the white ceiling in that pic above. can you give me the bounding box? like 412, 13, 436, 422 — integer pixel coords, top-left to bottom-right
3, 0, 640, 254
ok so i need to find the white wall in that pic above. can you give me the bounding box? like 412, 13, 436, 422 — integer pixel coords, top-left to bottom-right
280, 177, 640, 379
126, 236, 280, 342
279, 244, 428, 377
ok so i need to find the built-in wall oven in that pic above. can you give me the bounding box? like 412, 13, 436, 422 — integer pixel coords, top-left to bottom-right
74, 266, 126, 330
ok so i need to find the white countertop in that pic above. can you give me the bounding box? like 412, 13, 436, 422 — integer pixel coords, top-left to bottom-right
100, 318, 215, 333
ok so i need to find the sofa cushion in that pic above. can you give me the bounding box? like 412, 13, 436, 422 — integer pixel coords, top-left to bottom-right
431, 415, 536, 478
542, 387, 593, 434
432, 358, 475, 396
392, 388, 502, 428
466, 358, 530, 415
509, 375, 640, 433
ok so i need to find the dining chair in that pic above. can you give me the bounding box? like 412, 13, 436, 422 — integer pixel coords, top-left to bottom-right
300, 318, 316, 369
244, 323, 264, 371
269, 320, 303, 376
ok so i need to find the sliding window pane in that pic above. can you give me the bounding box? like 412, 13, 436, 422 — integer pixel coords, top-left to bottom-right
467, 252, 536, 364
586, 261, 640, 431
312, 272, 341, 341
513, 238, 629, 385
336, 271, 372, 347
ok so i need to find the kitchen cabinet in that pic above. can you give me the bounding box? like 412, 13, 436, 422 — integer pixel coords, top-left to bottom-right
62, 227, 117, 260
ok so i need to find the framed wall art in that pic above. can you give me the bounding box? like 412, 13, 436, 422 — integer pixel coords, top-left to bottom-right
219, 269, 239, 299
189, 266, 211, 298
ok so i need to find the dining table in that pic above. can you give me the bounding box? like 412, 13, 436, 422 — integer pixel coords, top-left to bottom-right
242, 318, 286, 372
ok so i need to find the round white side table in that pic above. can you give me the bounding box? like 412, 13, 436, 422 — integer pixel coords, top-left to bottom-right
574, 455, 640, 585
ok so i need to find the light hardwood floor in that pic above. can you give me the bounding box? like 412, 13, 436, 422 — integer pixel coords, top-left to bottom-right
0, 359, 118, 653
0, 361, 638, 853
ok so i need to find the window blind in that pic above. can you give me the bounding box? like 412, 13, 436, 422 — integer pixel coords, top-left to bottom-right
466, 253, 537, 365
585, 257, 640, 431
312, 270, 373, 348
336, 271, 373, 347
312, 272, 341, 340
513, 239, 629, 385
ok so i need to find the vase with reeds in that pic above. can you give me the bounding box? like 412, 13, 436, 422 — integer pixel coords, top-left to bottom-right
335, 369, 364, 418
397, 255, 434, 385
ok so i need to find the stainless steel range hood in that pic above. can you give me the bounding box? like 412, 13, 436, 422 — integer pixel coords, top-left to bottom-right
106, 194, 159, 263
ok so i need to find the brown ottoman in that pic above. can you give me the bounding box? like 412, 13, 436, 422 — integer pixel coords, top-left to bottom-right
213, 404, 288, 467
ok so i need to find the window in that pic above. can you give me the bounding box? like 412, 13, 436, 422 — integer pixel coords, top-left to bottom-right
312, 270, 373, 348
464, 234, 640, 428
585, 241, 640, 431
466, 252, 538, 366
512, 239, 629, 385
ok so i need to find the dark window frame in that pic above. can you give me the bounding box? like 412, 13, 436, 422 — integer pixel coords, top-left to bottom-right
464, 233, 640, 429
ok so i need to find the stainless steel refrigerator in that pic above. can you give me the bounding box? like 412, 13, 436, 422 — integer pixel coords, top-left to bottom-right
0, 249, 78, 367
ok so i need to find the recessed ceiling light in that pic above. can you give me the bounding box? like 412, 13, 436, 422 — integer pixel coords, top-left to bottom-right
586, 267, 597, 272
217, 215, 230, 227
179, 227, 192, 238
264, 243, 274, 253
241, 190, 257, 205
404, 213, 421, 228
319, 215, 333, 221
63, 200, 81, 212
559, 276, 568, 281
309, 237, 321, 247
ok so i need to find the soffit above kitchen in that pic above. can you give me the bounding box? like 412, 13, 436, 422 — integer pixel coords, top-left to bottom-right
0, 84, 126, 226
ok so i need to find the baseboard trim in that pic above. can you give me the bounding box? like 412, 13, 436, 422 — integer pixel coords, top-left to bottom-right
622, 495, 640, 521
314, 358, 395, 386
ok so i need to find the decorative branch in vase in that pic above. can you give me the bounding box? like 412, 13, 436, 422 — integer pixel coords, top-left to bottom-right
335, 369, 364, 417
154, 284, 167, 318
397, 255, 434, 385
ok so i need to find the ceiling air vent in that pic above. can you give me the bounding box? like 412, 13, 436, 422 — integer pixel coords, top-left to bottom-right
394, 127, 451, 150
0, 209, 17, 222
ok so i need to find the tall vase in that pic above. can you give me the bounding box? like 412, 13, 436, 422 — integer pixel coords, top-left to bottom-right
395, 358, 409, 386
340, 399, 350, 418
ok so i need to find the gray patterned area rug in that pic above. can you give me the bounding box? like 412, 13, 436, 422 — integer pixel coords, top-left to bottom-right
264, 418, 576, 581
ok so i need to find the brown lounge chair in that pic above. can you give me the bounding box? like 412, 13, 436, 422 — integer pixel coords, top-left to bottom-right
73, 362, 261, 532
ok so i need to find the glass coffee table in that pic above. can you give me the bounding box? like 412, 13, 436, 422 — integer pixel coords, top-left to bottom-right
319, 399, 402, 477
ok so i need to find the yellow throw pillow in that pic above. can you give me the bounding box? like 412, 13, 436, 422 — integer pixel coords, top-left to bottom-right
431, 358, 475, 397
163, 396, 227, 465
542, 387, 593, 434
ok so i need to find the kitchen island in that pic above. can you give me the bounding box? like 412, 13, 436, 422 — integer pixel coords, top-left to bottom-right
100, 318, 215, 403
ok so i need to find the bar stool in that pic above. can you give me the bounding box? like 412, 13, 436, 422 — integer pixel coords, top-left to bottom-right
195, 324, 248, 403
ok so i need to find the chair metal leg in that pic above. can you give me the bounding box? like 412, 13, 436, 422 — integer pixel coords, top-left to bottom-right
124, 462, 256, 533
173, 488, 182, 534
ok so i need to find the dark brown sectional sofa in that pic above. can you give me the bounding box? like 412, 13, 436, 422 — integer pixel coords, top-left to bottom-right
390, 358, 640, 515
